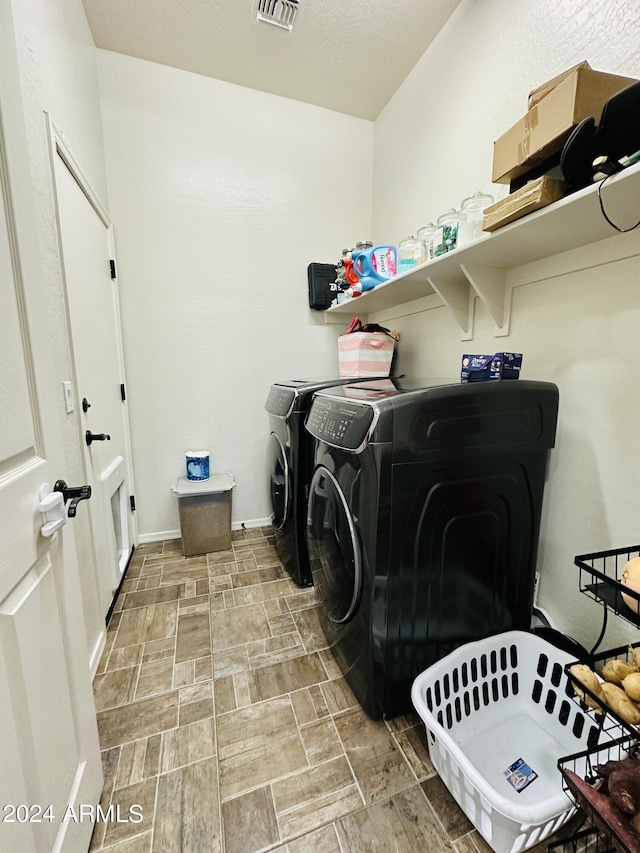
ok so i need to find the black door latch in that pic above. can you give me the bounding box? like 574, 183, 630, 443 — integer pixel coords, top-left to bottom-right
86, 431, 111, 446
53, 480, 92, 517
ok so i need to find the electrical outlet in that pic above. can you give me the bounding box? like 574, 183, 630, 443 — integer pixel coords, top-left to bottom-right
62, 381, 75, 414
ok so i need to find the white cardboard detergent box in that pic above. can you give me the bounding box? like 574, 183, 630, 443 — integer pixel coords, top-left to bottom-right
460, 352, 522, 383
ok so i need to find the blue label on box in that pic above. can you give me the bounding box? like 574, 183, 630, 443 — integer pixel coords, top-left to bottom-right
461, 352, 522, 383
504, 757, 538, 792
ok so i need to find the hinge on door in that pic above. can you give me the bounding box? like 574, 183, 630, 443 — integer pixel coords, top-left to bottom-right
130, 495, 136, 512
120, 383, 126, 401
110, 259, 116, 279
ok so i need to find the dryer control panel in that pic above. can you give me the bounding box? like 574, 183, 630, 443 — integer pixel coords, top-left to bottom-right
265, 386, 296, 418
306, 398, 374, 451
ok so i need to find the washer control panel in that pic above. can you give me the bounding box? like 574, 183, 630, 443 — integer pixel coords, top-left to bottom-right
306, 398, 374, 450
265, 386, 296, 418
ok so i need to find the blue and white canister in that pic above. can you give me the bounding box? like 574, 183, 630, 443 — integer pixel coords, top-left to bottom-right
185, 450, 210, 481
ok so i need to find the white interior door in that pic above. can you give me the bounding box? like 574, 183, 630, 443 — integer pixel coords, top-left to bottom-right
0, 6, 102, 852
50, 126, 136, 613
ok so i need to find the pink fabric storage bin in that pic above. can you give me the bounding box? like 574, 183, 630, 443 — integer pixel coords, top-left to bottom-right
338, 331, 395, 378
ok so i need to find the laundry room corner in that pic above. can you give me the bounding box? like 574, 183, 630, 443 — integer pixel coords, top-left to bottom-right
96, 50, 374, 540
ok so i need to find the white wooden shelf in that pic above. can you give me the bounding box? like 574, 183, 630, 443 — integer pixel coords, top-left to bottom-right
325, 160, 640, 337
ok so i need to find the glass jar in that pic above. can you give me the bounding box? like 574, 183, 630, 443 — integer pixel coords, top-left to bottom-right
397, 236, 423, 273
417, 223, 437, 261
433, 209, 463, 257
457, 191, 495, 247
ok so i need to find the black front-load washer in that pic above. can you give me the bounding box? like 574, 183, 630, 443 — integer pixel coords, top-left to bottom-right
265, 378, 378, 586
305, 377, 559, 719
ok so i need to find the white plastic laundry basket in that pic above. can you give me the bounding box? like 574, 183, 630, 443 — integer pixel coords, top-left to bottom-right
411, 631, 605, 853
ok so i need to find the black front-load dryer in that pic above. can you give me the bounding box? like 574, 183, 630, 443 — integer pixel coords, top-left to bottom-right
305, 377, 559, 719
265, 377, 376, 587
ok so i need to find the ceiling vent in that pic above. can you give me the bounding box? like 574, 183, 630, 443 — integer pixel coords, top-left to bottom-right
253, 0, 300, 33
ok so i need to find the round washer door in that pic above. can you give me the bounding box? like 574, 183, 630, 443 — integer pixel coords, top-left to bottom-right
306, 465, 361, 624
267, 431, 290, 530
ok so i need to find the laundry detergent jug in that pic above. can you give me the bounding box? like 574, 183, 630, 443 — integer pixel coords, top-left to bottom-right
353, 246, 397, 291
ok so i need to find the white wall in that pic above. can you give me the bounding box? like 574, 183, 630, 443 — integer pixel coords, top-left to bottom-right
97, 51, 374, 538
8, 0, 110, 665
373, 0, 640, 651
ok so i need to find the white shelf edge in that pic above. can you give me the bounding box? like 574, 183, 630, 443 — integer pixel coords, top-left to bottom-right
324, 160, 640, 336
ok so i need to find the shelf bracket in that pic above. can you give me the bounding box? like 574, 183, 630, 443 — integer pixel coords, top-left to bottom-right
460, 264, 512, 337
427, 276, 474, 340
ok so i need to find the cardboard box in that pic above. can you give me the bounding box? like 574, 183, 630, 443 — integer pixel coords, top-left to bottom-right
482, 176, 566, 232
338, 331, 395, 378
460, 353, 522, 383
492, 66, 636, 184
527, 61, 591, 109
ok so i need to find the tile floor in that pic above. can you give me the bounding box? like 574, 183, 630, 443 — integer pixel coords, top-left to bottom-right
89, 527, 581, 853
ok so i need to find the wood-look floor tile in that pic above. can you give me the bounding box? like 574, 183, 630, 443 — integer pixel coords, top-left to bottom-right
89, 746, 121, 850
210, 575, 233, 593
136, 542, 163, 555
320, 677, 359, 716
179, 595, 209, 613
246, 632, 305, 669
172, 660, 195, 689
235, 556, 258, 573
231, 565, 284, 588
421, 774, 474, 840
299, 718, 344, 765
94, 666, 139, 711
252, 544, 280, 566
393, 723, 434, 781
247, 652, 327, 704
292, 606, 329, 653
263, 598, 297, 636
108, 644, 144, 672
233, 671, 251, 708
97, 692, 180, 749
94, 832, 152, 852
273, 757, 363, 840
213, 645, 248, 677
114, 603, 177, 649
142, 637, 174, 663
115, 734, 161, 789
316, 649, 342, 681
96, 632, 116, 676
217, 696, 307, 800
161, 558, 207, 585
179, 696, 213, 726
336, 785, 455, 852
175, 611, 211, 663
232, 578, 291, 606
222, 786, 280, 853
286, 590, 318, 612
160, 718, 215, 773
135, 658, 174, 700
137, 573, 161, 590
102, 777, 157, 847
194, 655, 213, 682
210, 603, 271, 651
214, 677, 236, 716
384, 712, 422, 734
121, 584, 184, 611
180, 681, 212, 705
207, 550, 235, 567
286, 824, 342, 853
290, 685, 330, 726
333, 708, 415, 805
153, 757, 221, 853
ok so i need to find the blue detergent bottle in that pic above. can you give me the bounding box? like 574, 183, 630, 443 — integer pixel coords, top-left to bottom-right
353, 246, 397, 291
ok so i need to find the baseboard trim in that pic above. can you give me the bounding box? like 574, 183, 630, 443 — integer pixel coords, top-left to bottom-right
90, 630, 106, 681
138, 517, 273, 544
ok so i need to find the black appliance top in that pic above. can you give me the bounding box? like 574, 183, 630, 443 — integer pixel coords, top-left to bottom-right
265, 376, 387, 418
305, 377, 560, 456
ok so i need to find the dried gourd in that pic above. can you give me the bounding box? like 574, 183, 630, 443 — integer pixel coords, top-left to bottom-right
602, 659, 637, 685
622, 672, 640, 702
569, 664, 604, 710
629, 645, 640, 669
600, 682, 640, 725
608, 766, 640, 815
621, 557, 640, 614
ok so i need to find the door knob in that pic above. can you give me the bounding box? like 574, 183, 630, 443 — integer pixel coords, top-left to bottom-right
86, 430, 111, 446
53, 479, 92, 518
82, 397, 91, 413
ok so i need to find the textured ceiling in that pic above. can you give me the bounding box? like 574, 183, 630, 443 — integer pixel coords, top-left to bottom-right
81, 0, 462, 120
